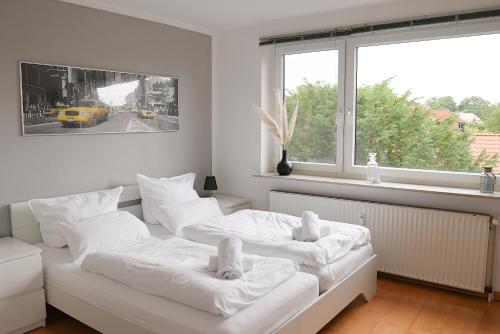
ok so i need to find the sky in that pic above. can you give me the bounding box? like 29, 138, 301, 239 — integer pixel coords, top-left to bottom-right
284, 33, 500, 105
97, 80, 138, 107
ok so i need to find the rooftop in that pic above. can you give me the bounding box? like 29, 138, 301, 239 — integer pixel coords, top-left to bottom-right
471, 133, 500, 172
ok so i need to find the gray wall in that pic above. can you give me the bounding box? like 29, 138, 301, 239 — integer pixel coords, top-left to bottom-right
0, 0, 212, 236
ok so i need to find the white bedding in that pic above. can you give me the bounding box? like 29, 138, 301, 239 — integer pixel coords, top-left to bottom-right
81, 237, 299, 317
302, 243, 373, 292
37, 243, 318, 334
150, 217, 372, 293
183, 209, 371, 267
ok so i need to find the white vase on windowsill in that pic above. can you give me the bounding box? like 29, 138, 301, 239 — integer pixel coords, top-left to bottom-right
367, 152, 381, 184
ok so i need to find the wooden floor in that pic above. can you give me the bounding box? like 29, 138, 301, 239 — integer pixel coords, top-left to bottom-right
30, 277, 500, 334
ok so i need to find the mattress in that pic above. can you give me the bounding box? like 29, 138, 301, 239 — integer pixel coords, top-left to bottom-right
37, 242, 318, 334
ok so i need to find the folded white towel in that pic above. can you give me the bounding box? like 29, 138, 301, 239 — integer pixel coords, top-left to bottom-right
300, 211, 321, 242
216, 237, 243, 279
292, 225, 333, 241
208, 255, 254, 272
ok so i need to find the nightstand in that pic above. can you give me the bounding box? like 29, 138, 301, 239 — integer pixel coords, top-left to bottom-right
0, 237, 46, 334
214, 194, 251, 215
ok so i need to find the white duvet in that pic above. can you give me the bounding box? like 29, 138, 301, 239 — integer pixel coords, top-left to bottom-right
183, 209, 371, 268
81, 237, 299, 317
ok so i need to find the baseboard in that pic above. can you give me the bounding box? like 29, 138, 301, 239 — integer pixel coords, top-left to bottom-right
377, 272, 488, 299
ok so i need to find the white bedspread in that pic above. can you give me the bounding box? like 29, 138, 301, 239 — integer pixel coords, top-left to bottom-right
81, 237, 299, 317
183, 209, 371, 267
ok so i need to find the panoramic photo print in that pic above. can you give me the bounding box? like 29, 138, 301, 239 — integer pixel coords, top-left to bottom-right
20, 62, 179, 135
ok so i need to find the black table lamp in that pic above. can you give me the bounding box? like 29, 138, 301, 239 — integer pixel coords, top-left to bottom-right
204, 176, 218, 196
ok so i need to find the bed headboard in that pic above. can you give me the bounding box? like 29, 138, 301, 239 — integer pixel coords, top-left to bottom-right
10, 185, 142, 244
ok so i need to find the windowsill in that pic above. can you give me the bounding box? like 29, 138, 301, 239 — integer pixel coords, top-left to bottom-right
253, 172, 500, 200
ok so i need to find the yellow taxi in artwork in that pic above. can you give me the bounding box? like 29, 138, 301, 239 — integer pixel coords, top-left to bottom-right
138, 107, 155, 119
57, 100, 109, 127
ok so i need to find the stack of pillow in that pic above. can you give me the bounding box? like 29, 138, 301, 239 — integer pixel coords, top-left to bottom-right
29, 186, 150, 262
137, 173, 223, 234
28, 173, 223, 262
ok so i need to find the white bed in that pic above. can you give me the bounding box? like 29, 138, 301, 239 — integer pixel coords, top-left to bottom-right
151, 220, 374, 293
37, 242, 318, 334
182, 209, 374, 293
10, 185, 378, 334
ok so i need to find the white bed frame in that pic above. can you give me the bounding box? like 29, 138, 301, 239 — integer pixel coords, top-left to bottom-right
10, 185, 377, 334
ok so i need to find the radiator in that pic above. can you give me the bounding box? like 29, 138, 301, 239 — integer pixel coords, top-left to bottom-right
269, 190, 491, 293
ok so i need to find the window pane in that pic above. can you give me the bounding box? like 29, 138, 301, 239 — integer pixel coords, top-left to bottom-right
284, 50, 338, 164
355, 34, 500, 173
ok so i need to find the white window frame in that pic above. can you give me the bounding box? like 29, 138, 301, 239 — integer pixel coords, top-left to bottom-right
275, 39, 346, 175
273, 19, 500, 188
344, 19, 500, 188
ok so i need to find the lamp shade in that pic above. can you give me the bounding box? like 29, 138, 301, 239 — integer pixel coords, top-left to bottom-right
204, 176, 218, 191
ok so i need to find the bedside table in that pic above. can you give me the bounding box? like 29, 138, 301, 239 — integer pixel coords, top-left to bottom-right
0, 237, 46, 334
214, 194, 251, 215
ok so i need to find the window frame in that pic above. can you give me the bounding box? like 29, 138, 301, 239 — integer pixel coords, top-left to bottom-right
273, 19, 500, 188
275, 39, 346, 175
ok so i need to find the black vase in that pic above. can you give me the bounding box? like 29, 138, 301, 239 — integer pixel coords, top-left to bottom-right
277, 150, 293, 176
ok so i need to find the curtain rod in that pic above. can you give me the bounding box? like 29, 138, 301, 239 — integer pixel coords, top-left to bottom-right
259, 8, 500, 46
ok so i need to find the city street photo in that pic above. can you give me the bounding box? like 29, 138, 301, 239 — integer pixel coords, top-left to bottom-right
20, 62, 179, 135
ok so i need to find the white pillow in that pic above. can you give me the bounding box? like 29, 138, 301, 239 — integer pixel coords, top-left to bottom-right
57, 211, 151, 262
29, 186, 123, 248
136, 173, 199, 224
155, 197, 223, 234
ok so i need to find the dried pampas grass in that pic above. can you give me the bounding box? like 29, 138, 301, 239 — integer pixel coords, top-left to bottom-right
255, 92, 298, 149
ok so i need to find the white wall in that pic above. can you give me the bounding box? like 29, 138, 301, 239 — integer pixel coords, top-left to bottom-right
213, 0, 500, 291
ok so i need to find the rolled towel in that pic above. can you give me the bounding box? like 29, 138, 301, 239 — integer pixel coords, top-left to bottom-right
300, 211, 321, 242
216, 237, 243, 279
208, 255, 254, 272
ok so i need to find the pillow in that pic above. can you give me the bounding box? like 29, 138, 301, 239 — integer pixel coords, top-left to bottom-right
29, 186, 123, 248
136, 173, 199, 224
57, 211, 151, 262
155, 197, 223, 234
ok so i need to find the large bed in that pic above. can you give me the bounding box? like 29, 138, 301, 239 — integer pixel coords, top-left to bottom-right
10, 185, 378, 334
37, 240, 318, 334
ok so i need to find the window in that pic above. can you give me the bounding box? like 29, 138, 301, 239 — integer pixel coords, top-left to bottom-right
284, 50, 339, 164
276, 41, 345, 173
274, 20, 500, 187
355, 34, 500, 174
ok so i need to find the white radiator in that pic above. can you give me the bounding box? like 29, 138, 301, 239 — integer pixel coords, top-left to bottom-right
269, 190, 491, 293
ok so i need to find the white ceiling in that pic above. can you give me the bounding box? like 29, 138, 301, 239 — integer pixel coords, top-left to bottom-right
60, 0, 409, 34
60, 0, 500, 34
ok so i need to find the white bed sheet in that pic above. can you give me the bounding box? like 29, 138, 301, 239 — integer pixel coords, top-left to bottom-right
148, 222, 373, 293
146, 223, 174, 239
302, 243, 373, 292
37, 243, 318, 334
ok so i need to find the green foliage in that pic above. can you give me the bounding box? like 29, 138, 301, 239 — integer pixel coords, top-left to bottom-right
284, 79, 498, 173
482, 106, 500, 132
458, 96, 491, 117
285, 81, 337, 163
356, 81, 481, 172
425, 96, 457, 112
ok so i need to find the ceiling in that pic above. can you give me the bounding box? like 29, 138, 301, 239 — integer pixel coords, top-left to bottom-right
60, 0, 500, 34
60, 0, 406, 34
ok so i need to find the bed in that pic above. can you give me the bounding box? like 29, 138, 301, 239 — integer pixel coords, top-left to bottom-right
10, 185, 378, 334
182, 209, 374, 293
153, 216, 374, 293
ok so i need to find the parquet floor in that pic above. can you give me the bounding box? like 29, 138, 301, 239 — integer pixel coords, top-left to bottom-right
30, 277, 500, 334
